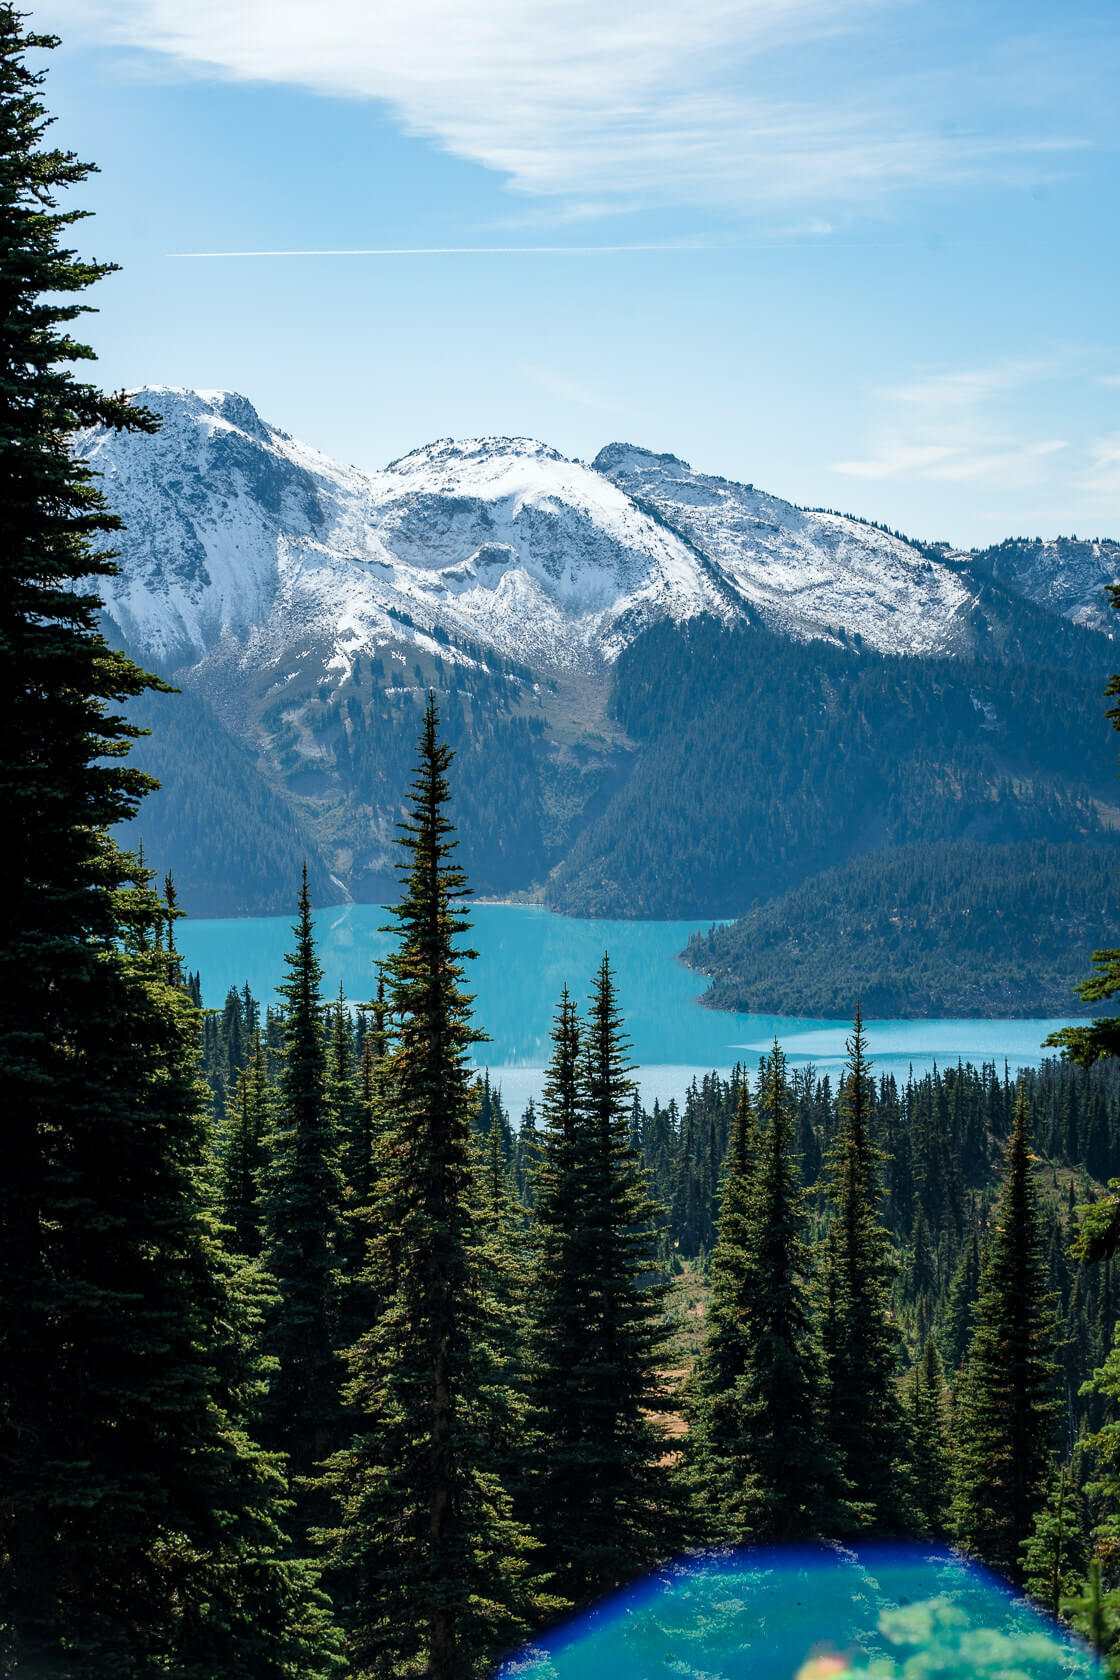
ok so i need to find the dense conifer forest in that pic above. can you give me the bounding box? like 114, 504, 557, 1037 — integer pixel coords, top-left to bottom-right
686, 839, 1120, 1017
550, 615, 1117, 920
10, 9, 1120, 1677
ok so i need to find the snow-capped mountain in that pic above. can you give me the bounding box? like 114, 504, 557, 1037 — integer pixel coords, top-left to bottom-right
82, 389, 1120, 919
594, 444, 976, 654
968, 535, 1120, 632
81, 387, 1016, 680
80, 388, 737, 676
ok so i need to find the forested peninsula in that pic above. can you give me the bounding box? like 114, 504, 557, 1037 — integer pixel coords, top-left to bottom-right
685, 840, 1120, 1019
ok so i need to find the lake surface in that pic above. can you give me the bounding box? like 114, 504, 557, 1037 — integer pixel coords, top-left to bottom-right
176, 903, 1083, 1117
496, 1542, 1097, 1679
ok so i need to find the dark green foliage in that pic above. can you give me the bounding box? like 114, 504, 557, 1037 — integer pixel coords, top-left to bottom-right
218, 1032, 272, 1257
550, 617, 1115, 918
951, 1093, 1063, 1579
734, 1046, 847, 1538
113, 672, 337, 915
338, 971, 390, 1344
684, 1083, 760, 1541
513, 1096, 542, 1204
941, 1231, 982, 1374
819, 1013, 911, 1529
1077, 1321, 1120, 1590
1021, 1463, 1087, 1619
320, 698, 540, 1679
1061, 1559, 1120, 1661
528, 965, 673, 1606
688, 840, 1120, 1018
907, 1338, 950, 1535
0, 17, 337, 1672
260, 870, 346, 1518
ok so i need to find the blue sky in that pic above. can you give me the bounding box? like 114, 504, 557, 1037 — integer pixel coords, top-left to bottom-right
38, 0, 1120, 546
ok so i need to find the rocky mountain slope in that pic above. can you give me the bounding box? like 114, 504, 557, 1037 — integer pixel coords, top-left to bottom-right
78, 387, 1120, 918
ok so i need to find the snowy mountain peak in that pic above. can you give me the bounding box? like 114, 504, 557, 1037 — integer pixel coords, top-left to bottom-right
78, 386, 1118, 688
593, 442, 696, 480
385, 435, 567, 474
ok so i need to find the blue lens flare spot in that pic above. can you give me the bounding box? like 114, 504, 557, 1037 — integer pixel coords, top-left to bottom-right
497, 1543, 1101, 1679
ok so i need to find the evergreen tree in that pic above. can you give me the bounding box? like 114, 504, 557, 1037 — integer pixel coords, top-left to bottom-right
0, 18, 337, 1672
951, 1092, 1062, 1579
218, 1030, 271, 1257
526, 988, 589, 1599
260, 869, 346, 1522
1076, 1323, 1120, 1586
907, 1337, 950, 1535
1061, 1560, 1120, 1663
577, 956, 674, 1588
514, 1096, 542, 1205
529, 968, 672, 1605
1020, 1463, 1087, 1620
320, 696, 540, 1679
473, 1101, 534, 1524
819, 1011, 911, 1529
737, 1045, 847, 1538
685, 1081, 759, 1541
941, 1229, 982, 1373
339, 966, 391, 1345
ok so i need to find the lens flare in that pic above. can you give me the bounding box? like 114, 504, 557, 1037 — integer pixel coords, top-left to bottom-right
497, 1542, 1100, 1679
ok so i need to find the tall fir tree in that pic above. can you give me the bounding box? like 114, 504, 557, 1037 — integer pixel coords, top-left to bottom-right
1020, 1462, 1087, 1619
684, 1081, 759, 1542
941, 1229, 982, 1374
218, 1031, 272, 1257
473, 1101, 536, 1535
319, 696, 540, 1679
338, 966, 391, 1346
907, 1336, 950, 1536
528, 966, 673, 1606
819, 1011, 912, 1530
260, 870, 346, 1528
526, 988, 591, 1602
951, 1091, 1062, 1580
737, 1044, 847, 1538
0, 16, 338, 1672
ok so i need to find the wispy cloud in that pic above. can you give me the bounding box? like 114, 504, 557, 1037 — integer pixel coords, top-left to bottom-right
519, 363, 614, 411
45, 0, 1089, 216
166, 242, 735, 258
830, 359, 1077, 489
1078, 433, 1120, 504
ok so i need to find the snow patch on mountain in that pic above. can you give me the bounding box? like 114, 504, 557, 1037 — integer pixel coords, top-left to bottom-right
79, 389, 1113, 690
79, 390, 736, 676
594, 443, 975, 656
969, 536, 1120, 632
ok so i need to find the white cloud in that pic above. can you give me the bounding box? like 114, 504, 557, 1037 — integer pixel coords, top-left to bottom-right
831, 360, 1075, 490
42, 0, 1086, 215
878, 361, 1050, 409
519, 363, 615, 411
1078, 433, 1120, 504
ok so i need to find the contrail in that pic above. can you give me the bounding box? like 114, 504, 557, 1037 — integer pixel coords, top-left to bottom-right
166, 243, 728, 258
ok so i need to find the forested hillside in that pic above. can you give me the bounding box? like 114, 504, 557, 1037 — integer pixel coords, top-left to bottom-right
548, 618, 1118, 917
118, 672, 336, 914
684, 840, 1120, 1018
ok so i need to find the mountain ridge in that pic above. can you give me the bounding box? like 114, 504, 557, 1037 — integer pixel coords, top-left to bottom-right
78, 386, 1120, 923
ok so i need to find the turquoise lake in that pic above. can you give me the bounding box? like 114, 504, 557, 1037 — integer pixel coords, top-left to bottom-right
176, 904, 1083, 1116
